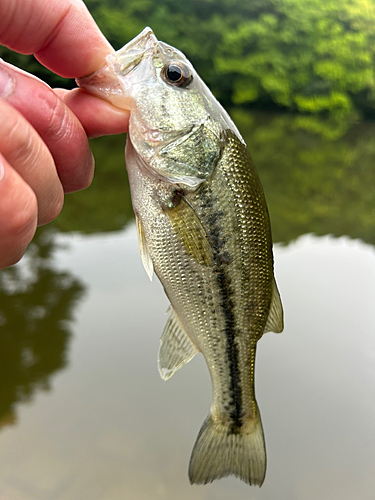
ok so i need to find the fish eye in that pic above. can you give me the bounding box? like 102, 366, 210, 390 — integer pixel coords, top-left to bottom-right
161, 61, 192, 88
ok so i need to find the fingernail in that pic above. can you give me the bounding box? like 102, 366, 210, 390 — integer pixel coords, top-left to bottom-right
0, 63, 15, 98
0, 155, 5, 182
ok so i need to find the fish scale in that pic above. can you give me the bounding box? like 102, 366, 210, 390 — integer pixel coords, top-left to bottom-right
188, 131, 273, 421
127, 129, 274, 475
77, 27, 283, 487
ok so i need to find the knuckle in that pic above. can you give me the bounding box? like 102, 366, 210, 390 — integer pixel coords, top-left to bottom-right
0, 103, 53, 173
38, 186, 65, 225
65, 146, 95, 194
8, 122, 35, 166
7, 188, 38, 240
34, 87, 69, 142
1, 108, 31, 157
79, 167, 94, 191
49, 188, 65, 220
1, 191, 37, 269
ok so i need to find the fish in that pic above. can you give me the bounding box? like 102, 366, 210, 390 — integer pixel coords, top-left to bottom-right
77, 27, 284, 486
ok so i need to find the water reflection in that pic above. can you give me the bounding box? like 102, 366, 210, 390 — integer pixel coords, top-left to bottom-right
53, 112, 375, 246
0, 228, 85, 429
0, 230, 373, 499
231, 110, 375, 246
0, 111, 374, 498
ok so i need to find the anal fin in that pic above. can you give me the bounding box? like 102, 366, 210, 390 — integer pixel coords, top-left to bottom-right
158, 305, 199, 380
263, 278, 284, 334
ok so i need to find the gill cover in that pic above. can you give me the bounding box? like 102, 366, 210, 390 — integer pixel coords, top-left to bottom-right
77, 27, 242, 187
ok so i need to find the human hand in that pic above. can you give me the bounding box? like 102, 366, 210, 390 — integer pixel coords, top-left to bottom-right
0, 0, 129, 269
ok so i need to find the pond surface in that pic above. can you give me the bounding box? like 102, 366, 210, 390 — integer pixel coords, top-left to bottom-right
0, 111, 374, 499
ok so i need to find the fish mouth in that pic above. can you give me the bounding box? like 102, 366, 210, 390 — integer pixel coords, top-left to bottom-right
107, 27, 158, 76
76, 27, 158, 106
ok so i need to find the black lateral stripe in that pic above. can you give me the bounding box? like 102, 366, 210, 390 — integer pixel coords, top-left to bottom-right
204, 191, 242, 428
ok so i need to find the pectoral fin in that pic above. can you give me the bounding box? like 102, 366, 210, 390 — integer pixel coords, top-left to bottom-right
158, 305, 199, 380
263, 278, 284, 334
163, 194, 212, 266
135, 214, 154, 281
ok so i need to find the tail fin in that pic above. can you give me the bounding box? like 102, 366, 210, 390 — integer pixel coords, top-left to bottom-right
188, 411, 266, 486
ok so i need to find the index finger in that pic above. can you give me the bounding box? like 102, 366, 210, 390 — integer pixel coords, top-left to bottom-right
0, 0, 112, 78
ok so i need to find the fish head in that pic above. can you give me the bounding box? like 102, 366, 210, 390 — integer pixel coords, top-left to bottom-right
78, 27, 239, 187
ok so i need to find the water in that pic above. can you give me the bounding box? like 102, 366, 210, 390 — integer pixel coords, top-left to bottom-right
0, 112, 374, 499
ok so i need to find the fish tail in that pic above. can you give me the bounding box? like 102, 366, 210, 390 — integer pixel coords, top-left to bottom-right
188, 408, 266, 486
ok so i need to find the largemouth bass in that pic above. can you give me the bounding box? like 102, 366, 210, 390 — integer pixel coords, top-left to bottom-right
78, 27, 283, 486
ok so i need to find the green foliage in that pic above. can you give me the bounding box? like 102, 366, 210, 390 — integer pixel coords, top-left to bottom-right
216, 0, 375, 118
87, 0, 375, 119
1, 0, 375, 119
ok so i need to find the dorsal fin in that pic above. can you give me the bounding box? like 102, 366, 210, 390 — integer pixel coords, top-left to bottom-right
263, 278, 284, 334
135, 214, 154, 281
158, 305, 199, 380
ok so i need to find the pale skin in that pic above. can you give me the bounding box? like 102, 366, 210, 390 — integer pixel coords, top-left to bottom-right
0, 0, 130, 269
